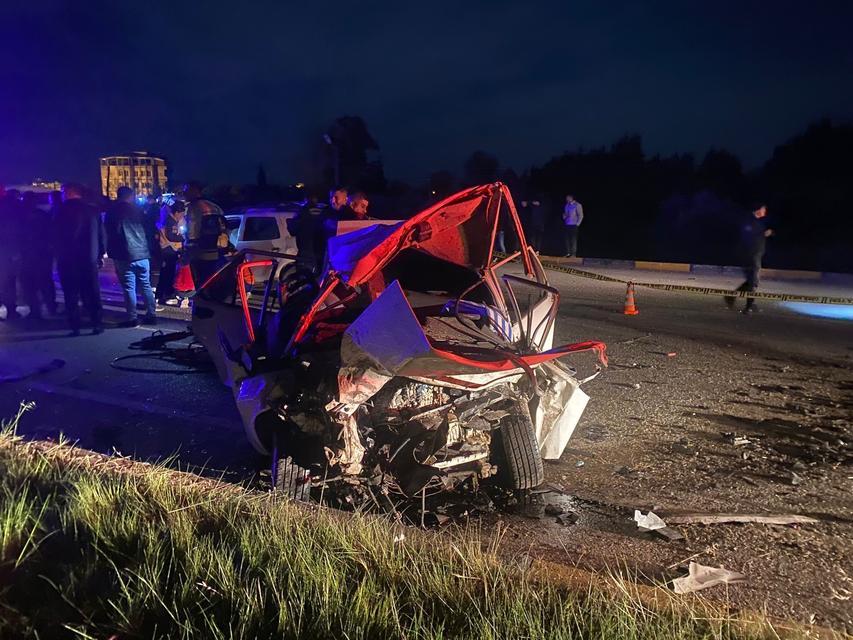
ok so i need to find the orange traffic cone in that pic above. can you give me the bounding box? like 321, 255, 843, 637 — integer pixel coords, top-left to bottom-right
623, 282, 639, 315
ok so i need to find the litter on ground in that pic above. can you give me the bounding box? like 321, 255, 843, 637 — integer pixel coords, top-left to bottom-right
672, 562, 747, 594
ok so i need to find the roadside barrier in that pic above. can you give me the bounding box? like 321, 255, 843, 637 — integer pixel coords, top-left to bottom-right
531, 258, 853, 306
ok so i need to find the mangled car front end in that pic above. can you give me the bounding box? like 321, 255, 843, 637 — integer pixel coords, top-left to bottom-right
192, 183, 607, 505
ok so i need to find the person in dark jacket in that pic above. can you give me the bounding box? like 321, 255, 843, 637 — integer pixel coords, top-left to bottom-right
286, 194, 327, 274
54, 183, 105, 335
143, 194, 161, 259
155, 200, 186, 305
0, 186, 23, 320
725, 203, 773, 314
348, 192, 371, 220
329, 187, 349, 215
521, 196, 546, 252
20, 191, 57, 319
105, 186, 157, 326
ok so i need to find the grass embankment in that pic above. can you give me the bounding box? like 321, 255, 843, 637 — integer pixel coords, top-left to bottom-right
0, 406, 809, 639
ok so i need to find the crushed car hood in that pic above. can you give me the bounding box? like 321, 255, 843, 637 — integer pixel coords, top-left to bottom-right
327, 184, 517, 286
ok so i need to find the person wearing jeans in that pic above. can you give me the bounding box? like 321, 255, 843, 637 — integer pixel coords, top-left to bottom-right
104, 186, 158, 327
114, 258, 157, 323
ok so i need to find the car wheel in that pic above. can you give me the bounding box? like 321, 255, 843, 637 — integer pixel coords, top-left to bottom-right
492, 399, 545, 490
271, 431, 312, 501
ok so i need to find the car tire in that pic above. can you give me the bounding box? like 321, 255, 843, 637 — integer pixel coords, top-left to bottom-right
493, 400, 545, 490
271, 432, 312, 501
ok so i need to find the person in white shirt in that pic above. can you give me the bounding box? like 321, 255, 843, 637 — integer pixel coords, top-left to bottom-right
562, 194, 584, 257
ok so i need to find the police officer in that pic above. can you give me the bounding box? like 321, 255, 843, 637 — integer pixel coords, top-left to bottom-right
286, 194, 328, 274
54, 184, 105, 335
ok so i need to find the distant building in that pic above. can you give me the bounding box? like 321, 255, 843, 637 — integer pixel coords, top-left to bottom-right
6, 178, 62, 193
100, 151, 167, 199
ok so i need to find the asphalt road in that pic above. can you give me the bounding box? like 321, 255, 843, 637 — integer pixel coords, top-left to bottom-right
2, 264, 852, 626
0, 266, 258, 481
1, 265, 850, 481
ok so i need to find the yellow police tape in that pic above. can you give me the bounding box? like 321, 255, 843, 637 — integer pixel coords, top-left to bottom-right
533, 259, 853, 306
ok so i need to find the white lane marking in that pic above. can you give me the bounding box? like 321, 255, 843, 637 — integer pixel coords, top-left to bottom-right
27, 381, 239, 431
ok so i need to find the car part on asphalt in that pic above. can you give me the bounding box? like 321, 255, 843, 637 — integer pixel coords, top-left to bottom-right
671, 562, 747, 594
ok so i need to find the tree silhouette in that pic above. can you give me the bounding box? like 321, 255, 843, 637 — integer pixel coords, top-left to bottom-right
759, 119, 853, 271
428, 170, 456, 199
697, 149, 744, 200
463, 151, 499, 186
325, 116, 385, 192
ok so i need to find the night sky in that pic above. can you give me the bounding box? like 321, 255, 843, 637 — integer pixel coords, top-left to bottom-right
1, 0, 851, 187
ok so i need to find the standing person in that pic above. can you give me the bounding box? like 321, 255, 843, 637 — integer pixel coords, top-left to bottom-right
143, 194, 161, 261
46, 189, 63, 313
348, 192, 371, 220
183, 182, 227, 288
562, 194, 584, 257
725, 203, 773, 314
156, 200, 186, 305
330, 186, 361, 221
329, 186, 348, 214
287, 194, 327, 274
0, 186, 23, 320
54, 183, 105, 336
20, 191, 57, 319
104, 186, 158, 327
518, 199, 532, 249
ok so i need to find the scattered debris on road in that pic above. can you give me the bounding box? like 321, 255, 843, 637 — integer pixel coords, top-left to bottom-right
634, 509, 667, 531
722, 432, 752, 446
555, 512, 579, 526
544, 503, 566, 516
663, 513, 819, 526
653, 526, 684, 541
635, 509, 685, 541
672, 562, 747, 594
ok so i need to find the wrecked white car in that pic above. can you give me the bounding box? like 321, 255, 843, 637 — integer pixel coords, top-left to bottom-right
191, 183, 607, 503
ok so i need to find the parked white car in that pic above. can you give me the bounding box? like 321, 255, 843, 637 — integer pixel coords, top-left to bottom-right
226, 206, 300, 257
